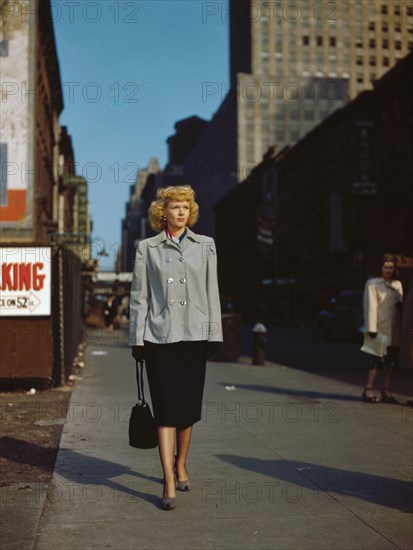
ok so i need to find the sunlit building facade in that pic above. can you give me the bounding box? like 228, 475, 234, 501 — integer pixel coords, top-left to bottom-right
232, 0, 413, 173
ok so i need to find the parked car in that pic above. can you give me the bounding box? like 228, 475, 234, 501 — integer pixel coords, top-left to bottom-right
317, 290, 364, 342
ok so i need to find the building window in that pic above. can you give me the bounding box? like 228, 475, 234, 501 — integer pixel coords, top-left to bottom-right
395, 24, 401, 32
369, 57, 376, 66
303, 36, 309, 46
0, 40, 8, 57
407, 6, 413, 16
329, 37, 336, 47
368, 22, 375, 31
356, 76, 363, 83
356, 40, 363, 48
369, 39, 376, 48
291, 108, 299, 120
395, 40, 402, 50
356, 57, 363, 65
382, 23, 388, 32
409, 42, 413, 51
382, 39, 389, 48
381, 5, 388, 14
316, 36, 323, 46
383, 57, 389, 66
394, 5, 401, 15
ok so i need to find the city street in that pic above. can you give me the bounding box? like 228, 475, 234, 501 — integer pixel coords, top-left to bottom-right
1, 3, 412, 549
242, 321, 413, 391
11, 329, 411, 550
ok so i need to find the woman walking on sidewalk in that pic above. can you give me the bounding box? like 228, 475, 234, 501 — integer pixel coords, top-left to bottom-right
129, 185, 223, 510
362, 255, 403, 403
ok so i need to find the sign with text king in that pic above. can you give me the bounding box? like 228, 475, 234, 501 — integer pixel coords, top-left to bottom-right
0, 247, 52, 316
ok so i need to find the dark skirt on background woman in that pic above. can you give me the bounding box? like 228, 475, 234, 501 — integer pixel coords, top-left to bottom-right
144, 340, 208, 429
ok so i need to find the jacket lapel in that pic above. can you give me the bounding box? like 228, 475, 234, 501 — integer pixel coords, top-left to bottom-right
181, 228, 201, 252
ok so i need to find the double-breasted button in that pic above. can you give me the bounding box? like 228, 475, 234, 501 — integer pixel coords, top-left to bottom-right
169, 299, 175, 306
180, 277, 186, 284
167, 277, 174, 284
179, 300, 187, 306
178, 256, 184, 262
165, 257, 172, 263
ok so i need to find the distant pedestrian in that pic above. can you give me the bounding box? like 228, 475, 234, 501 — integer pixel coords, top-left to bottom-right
129, 185, 223, 510
362, 255, 403, 403
103, 294, 118, 331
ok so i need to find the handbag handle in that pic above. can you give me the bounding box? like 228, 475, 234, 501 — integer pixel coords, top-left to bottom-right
135, 359, 146, 405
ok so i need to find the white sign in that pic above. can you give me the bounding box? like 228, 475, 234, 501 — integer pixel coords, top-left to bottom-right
0, 247, 52, 316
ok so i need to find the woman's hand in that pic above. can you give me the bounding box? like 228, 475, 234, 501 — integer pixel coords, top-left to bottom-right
132, 346, 145, 361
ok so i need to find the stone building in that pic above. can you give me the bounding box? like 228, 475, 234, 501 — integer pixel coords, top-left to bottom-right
215, 52, 413, 318
0, 0, 91, 384
184, 0, 413, 237
119, 158, 161, 272
0, 0, 91, 247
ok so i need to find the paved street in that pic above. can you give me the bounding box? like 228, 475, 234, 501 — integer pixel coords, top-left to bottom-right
19, 330, 413, 549
241, 320, 413, 391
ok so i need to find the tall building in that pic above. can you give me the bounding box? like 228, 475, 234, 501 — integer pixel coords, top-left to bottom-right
119, 117, 208, 271
0, 0, 92, 246
119, 158, 161, 272
231, 0, 413, 172
0, 0, 91, 384
184, 0, 413, 235
215, 51, 413, 318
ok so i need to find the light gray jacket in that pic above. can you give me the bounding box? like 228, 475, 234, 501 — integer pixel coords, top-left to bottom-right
129, 228, 223, 346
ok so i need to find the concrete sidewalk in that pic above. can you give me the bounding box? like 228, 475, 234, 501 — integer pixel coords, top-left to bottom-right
30, 331, 413, 549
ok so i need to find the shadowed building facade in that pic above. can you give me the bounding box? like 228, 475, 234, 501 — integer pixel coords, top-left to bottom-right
184, 0, 413, 236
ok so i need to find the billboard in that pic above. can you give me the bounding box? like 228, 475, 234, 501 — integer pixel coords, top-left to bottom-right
0, 0, 36, 233
0, 247, 52, 316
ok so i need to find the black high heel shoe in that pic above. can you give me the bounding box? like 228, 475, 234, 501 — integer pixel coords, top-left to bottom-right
381, 388, 400, 404
174, 455, 191, 492
362, 388, 380, 403
161, 477, 177, 510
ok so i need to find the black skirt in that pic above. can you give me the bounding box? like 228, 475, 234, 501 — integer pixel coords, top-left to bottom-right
144, 340, 208, 429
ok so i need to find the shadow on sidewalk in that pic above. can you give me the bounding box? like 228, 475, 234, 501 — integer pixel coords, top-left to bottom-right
225, 383, 375, 403
216, 454, 413, 513
0, 437, 162, 508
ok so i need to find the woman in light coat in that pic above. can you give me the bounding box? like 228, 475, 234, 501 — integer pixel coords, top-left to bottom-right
362, 255, 403, 403
129, 185, 223, 510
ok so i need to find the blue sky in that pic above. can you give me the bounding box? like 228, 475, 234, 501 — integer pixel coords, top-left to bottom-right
53, 0, 229, 269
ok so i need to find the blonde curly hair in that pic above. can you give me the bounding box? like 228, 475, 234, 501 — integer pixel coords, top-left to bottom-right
148, 186, 199, 232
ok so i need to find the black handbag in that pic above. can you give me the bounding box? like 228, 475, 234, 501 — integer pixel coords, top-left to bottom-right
128, 359, 158, 449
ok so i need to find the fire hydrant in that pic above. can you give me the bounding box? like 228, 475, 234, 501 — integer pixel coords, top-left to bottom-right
252, 323, 268, 365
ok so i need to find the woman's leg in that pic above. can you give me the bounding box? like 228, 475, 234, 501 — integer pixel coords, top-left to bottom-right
382, 370, 392, 395
176, 426, 192, 481
364, 356, 379, 398
382, 347, 399, 397
157, 426, 176, 497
